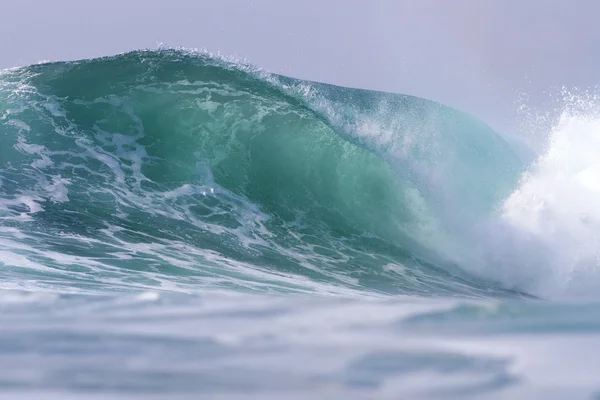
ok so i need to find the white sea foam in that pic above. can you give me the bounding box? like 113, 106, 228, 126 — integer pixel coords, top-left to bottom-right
462, 91, 600, 298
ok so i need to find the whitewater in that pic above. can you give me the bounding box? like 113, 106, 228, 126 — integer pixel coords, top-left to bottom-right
2, 49, 600, 399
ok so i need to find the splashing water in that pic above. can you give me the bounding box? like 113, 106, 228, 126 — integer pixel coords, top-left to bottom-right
478, 96, 600, 297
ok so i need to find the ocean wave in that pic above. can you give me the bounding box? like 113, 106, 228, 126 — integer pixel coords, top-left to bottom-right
0, 49, 590, 299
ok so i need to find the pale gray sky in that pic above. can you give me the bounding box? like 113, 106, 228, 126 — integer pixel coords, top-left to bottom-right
3, 0, 600, 136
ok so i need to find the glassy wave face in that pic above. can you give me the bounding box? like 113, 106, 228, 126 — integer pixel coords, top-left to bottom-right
7, 49, 600, 399
0, 50, 528, 298
0, 51, 532, 295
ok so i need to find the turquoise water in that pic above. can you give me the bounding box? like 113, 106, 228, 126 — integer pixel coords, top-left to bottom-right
2, 50, 600, 399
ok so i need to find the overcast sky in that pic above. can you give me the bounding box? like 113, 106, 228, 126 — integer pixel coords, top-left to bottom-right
3, 0, 600, 137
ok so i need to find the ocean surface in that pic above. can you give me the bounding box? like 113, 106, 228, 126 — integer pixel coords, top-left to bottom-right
2, 49, 600, 399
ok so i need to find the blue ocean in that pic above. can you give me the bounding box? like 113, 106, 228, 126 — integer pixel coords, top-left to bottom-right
2, 49, 600, 399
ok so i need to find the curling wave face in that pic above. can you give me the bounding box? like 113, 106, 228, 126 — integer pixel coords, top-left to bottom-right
0, 50, 532, 298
